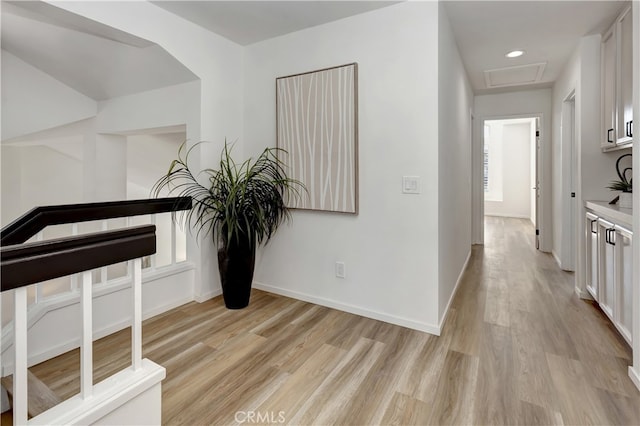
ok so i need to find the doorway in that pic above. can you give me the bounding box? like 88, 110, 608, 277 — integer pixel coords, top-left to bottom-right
482, 117, 539, 247
560, 91, 576, 271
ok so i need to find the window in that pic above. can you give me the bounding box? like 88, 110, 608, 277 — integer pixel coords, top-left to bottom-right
483, 147, 489, 192
484, 122, 503, 202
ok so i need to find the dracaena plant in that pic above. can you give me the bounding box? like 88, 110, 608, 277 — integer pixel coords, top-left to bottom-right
607, 153, 632, 193
152, 141, 305, 248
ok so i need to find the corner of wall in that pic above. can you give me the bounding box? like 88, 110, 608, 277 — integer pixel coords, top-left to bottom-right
630, 0, 640, 389
436, 2, 474, 321
1, 50, 98, 141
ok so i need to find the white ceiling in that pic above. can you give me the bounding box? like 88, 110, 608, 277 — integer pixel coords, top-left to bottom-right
444, 1, 629, 94
152, 1, 400, 46
1, 1, 198, 101
0, 1, 632, 101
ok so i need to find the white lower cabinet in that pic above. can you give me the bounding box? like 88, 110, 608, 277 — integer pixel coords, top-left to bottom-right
614, 225, 633, 343
585, 212, 599, 299
597, 218, 616, 320
586, 210, 633, 346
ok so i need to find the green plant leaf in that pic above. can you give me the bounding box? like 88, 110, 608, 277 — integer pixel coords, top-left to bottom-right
151, 140, 307, 248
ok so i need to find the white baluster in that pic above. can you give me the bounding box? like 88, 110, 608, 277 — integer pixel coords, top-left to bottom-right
100, 221, 108, 284
81, 271, 93, 398
13, 287, 28, 426
35, 285, 42, 305
132, 258, 142, 371
171, 212, 177, 265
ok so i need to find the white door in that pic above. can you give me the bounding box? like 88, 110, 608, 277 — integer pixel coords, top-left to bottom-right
569, 99, 576, 270
534, 118, 540, 249
585, 212, 599, 300
614, 226, 632, 344
602, 27, 617, 148
598, 218, 616, 320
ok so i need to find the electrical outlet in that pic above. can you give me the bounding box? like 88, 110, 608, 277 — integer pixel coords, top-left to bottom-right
335, 261, 346, 278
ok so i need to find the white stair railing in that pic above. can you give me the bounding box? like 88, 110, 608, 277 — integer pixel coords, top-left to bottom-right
10, 257, 145, 425
1, 198, 190, 424
23, 211, 186, 309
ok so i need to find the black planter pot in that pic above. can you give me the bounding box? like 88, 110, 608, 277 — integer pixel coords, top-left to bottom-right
217, 236, 256, 309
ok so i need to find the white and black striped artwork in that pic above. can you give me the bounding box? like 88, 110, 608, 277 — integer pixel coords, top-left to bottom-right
276, 63, 358, 214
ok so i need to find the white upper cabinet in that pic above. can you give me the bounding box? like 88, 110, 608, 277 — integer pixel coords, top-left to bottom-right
601, 28, 617, 149
617, 7, 633, 145
601, 6, 633, 150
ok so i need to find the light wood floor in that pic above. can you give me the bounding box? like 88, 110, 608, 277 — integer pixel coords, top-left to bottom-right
19, 217, 640, 424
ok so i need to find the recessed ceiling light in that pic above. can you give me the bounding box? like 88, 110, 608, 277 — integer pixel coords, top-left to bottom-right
506, 50, 524, 58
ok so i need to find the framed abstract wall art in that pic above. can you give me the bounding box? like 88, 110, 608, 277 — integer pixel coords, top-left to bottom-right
276, 63, 358, 214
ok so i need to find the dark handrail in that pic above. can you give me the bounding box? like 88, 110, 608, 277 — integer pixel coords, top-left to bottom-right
1, 197, 191, 246
1, 225, 156, 292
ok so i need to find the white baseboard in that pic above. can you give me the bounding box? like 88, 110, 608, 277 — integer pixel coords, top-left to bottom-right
194, 288, 222, 303
142, 295, 195, 321
253, 282, 440, 335
552, 250, 562, 268
22, 319, 134, 374
1, 264, 196, 350
574, 286, 593, 300
629, 367, 640, 392
1, 294, 194, 376
484, 213, 532, 219
1, 267, 196, 376
438, 249, 472, 332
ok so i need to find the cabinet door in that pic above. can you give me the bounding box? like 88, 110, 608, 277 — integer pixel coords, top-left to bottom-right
614, 226, 632, 344
597, 219, 615, 320
601, 28, 617, 148
585, 213, 599, 300
616, 7, 633, 145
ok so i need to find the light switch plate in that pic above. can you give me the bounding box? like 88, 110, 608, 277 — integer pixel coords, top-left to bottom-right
402, 176, 420, 194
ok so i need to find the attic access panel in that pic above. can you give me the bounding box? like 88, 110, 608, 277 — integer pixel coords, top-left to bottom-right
484, 62, 546, 88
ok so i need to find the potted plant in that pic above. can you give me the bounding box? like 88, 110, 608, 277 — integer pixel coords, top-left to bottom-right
607, 153, 632, 209
153, 141, 304, 309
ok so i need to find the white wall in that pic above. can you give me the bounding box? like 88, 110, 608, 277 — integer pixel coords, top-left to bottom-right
473, 89, 552, 251
97, 81, 200, 141
1, 146, 23, 226
127, 132, 188, 267
48, 0, 244, 302
437, 4, 474, 322
126, 133, 185, 199
552, 49, 579, 262
552, 35, 623, 278
1, 143, 83, 226
1, 50, 97, 141
18, 1, 474, 336
630, 0, 640, 391
244, 2, 443, 332
484, 120, 533, 219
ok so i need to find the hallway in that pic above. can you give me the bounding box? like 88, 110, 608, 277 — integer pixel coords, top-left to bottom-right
455, 216, 639, 424
19, 217, 640, 425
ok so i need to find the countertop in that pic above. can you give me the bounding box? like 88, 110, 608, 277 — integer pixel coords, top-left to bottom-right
585, 200, 633, 229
